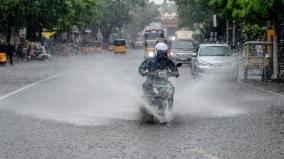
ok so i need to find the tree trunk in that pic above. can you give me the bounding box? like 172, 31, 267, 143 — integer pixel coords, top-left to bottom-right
272, 18, 279, 79
103, 26, 114, 43
6, 26, 12, 43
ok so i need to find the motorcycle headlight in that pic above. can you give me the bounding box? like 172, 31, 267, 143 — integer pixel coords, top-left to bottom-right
153, 87, 159, 94
169, 51, 175, 57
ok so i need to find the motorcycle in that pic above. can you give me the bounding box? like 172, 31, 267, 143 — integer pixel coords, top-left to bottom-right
140, 63, 182, 124
27, 47, 51, 61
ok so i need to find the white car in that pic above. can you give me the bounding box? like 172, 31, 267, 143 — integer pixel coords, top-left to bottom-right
191, 44, 238, 80
169, 39, 194, 64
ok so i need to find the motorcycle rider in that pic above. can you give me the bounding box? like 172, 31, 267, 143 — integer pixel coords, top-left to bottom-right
138, 42, 179, 97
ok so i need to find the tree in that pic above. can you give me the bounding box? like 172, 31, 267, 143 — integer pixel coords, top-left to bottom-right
93, 0, 147, 42
175, 0, 284, 40
161, 2, 176, 14
208, 0, 284, 39
0, 0, 25, 42
0, 0, 148, 42
175, 0, 215, 38
127, 2, 159, 44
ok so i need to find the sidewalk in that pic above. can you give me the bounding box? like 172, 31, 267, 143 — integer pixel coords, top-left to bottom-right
240, 79, 284, 96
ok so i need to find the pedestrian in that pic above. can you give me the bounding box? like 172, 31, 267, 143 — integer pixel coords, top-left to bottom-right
6, 43, 15, 65
16, 43, 24, 62
26, 44, 32, 61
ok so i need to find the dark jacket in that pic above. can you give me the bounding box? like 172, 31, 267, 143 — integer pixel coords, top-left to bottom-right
139, 56, 179, 80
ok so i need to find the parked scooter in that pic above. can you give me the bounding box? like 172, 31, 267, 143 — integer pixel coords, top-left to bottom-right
27, 46, 51, 61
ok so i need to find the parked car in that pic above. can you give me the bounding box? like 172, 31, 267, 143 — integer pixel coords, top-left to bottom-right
191, 43, 238, 80
168, 39, 194, 65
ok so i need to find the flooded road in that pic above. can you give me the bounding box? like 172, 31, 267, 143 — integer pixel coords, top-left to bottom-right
0, 50, 283, 159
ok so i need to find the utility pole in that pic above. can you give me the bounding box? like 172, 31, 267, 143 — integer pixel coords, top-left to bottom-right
226, 20, 229, 44
232, 20, 236, 46
213, 14, 217, 42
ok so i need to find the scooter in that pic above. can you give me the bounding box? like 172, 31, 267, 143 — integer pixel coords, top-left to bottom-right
140, 63, 182, 124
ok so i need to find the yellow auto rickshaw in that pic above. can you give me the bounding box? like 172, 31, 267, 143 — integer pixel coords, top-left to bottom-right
242, 41, 273, 81
114, 39, 127, 53
144, 40, 157, 58
81, 40, 101, 53
0, 44, 7, 65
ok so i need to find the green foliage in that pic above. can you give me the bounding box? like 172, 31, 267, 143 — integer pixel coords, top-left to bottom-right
208, 0, 284, 24
175, 0, 284, 41
242, 24, 267, 40
93, 0, 148, 42
0, 0, 25, 41
127, 2, 159, 42
175, 0, 214, 28
161, 2, 176, 13
210, 0, 284, 39
0, 0, 147, 42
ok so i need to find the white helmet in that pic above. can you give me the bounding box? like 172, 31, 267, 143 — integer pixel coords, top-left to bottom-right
155, 42, 168, 51
155, 42, 168, 59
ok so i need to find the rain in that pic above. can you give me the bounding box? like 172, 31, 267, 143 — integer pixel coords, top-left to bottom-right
0, 0, 284, 159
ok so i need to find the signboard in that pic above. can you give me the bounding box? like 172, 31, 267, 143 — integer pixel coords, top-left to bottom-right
176, 30, 193, 40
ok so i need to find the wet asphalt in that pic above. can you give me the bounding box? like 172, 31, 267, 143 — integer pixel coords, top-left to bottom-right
0, 50, 283, 159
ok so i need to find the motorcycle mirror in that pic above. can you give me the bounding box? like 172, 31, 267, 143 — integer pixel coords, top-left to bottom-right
176, 63, 182, 67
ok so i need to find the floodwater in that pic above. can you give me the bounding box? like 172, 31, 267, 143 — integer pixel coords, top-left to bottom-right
0, 50, 275, 125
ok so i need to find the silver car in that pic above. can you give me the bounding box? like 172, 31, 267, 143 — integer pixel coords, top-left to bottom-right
169, 39, 194, 64
191, 44, 238, 80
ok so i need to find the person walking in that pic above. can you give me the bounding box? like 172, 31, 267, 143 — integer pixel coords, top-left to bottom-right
16, 43, 24, 62
6, 43, 15, 65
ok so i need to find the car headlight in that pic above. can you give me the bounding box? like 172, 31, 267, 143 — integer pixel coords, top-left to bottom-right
198, 60, 210, 66
148, 51, 155, 57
